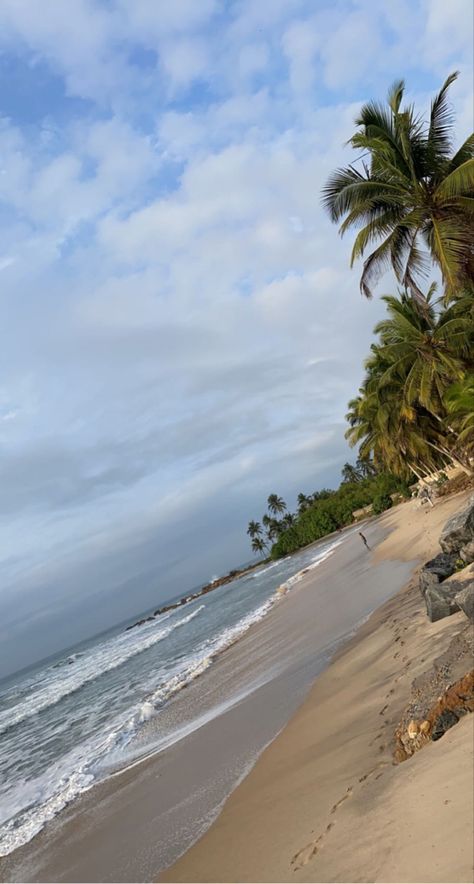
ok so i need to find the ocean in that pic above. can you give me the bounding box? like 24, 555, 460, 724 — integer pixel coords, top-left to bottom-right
0, 534, 346, 859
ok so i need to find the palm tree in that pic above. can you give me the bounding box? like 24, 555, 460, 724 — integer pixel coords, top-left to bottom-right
356, 456, 378, 478
346, 383, 444, 479
251, 537, 267, 556
341, 462, 362, 483
267, 494, 287, 515
246, 520, 262, 539
322, 72, 474, 301
345, 291, 474, 477
445, 374, 474, 453
297, 492, 309, 512
374, 291, 472, 415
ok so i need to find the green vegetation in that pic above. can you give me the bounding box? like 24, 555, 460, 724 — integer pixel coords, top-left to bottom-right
245, 73, 473, 562
322, 72, 474, 303
372, 493, 393, 515
247, 467, 409, 559
345, 290, 473, 478
330, 73, 474, 482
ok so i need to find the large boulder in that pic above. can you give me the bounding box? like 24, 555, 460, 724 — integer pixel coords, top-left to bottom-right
424, 585, 460, 622
419, 552, 458, 596
454, 582, 474, 622
460, 539, 474, 564
439, 498, 474, 554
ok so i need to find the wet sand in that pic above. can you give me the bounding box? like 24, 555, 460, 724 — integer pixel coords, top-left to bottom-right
162, 490, 474, 883
1, 518, 416, 883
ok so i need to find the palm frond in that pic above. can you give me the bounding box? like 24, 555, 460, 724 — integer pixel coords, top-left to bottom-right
436, 158, 474, 199
448, 133, 474, 172
387, 79, 405, 115
426, 71, 458, 164
359, 232, 397, 298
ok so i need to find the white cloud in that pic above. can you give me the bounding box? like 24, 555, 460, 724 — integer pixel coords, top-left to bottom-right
0, 0, 473, 670
159, 37, 210, 93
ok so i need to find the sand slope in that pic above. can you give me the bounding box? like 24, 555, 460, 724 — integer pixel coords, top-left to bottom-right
163, 492, 474, 883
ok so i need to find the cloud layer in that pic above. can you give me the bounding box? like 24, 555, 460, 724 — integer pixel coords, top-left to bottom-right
0, 0, 472, 674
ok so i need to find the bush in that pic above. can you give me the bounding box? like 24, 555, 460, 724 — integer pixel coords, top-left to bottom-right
372, 493, 393, 515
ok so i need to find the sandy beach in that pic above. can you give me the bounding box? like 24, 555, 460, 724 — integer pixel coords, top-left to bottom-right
162, 490, 474, 884
2, 491, 472, 884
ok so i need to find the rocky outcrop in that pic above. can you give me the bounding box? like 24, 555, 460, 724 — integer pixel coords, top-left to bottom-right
460, 539, 474, 564
394, 669, 474, 762
125, 562, 263, 631
419, 552, 458, 596
455, 583, 474, 622
424, 585, 460, 622
419, 499, 474, 622
439, 497, 474, 554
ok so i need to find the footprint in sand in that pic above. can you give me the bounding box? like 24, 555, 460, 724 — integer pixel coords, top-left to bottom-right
359, 762, 388, 783
290, 822, 336, 871
330, 786, 353, 814
290, 762, 388, 871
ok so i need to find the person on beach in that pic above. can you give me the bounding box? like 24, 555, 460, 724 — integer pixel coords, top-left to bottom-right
359, 531, 370, 550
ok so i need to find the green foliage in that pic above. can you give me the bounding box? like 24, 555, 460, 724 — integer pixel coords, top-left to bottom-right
269, 472, 405, 559
444, 373, 474, 453
372, 493, 393, 515
345, 290, 474, 478
322, 72, 474, 302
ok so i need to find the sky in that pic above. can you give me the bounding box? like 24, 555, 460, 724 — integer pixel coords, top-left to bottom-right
0, 0, 473, 676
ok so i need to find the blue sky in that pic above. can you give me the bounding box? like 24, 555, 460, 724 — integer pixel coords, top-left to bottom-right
0, 0, 472, 676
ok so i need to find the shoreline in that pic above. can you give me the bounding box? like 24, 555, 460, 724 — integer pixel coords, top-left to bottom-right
1, 492, 471, 882
162, 489, 474, 883
0, 517, 415, 883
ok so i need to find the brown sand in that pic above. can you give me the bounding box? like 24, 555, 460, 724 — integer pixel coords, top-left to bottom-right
162, 491, 474, 883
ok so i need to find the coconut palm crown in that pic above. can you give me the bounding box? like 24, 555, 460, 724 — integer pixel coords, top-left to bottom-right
322, 72, 474, 302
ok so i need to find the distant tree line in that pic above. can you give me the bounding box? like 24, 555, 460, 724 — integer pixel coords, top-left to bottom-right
247, 460, 410, 559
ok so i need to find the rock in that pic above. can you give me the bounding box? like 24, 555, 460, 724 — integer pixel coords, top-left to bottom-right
419, 552, 458, 596
407, 719, 419, 738
454, 582, 474, 622
419, 569, 441, 596
393, 746, 408, 763
420, 720, 431, 735
424, 585, 460, 622
440, 498, 474, 554
431, 709, 459, 741
460, 539, 474, 564
445, 563, 474, 584
426, 552, 458, 580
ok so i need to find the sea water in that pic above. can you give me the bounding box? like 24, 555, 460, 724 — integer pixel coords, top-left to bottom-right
0, 536, 344, 857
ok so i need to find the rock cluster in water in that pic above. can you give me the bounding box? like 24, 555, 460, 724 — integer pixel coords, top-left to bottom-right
124, 564, 260, 631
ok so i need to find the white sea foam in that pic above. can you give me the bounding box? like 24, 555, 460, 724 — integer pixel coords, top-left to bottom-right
0, 596, 281, 856
0, 606, 204, 737
0, 535, 346, 858
277, 539, 342, 592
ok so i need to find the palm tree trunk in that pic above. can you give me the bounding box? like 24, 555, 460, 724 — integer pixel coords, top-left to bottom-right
426, 441, 473, 476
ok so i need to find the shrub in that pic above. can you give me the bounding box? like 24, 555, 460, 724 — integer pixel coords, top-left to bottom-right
372, 493, 393, 515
